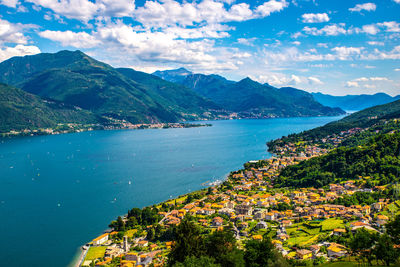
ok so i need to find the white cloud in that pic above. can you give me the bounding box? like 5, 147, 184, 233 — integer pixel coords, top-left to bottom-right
92, 21, 239, 72
331, 46, 363, 60
370, 77, 389, 81
237, 37, 256, 46
255, 0, 288, 17
393, 0, 400, 3
346, 76, 391, 89
362, 24, 380, 35
26, 0, 99, 21
395, 68, 400, 71
308, 76, 324, 85
0, 19, 34, 45
251, 73, 325, 88
346, 81, 359, 87
303, 24, 348, 36
39, 30, 101, 48
349, 3, 376, 12
133, 0, 288, 28
231, 52, 251, 58
0, 0, 19, 8
377, 21, 400, 33
26, 0, 135, 21
292, 41, 301, 45
361, 45, 400, 60
317, 43, 328, 48
301, 13, 329, 23
0, 44, 40, 62
367, 41, 384, 46
354, 77, 369, 82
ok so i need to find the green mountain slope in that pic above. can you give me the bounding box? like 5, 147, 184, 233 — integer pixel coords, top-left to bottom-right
0, 51, 219, 124
116, 68, 220, 112
276, 130, 400, 188
312, 92, 400, 111
267, 99, 400, 152
0, 83, 100, 133
153, 69, 345, 117
300, 99, 400, 140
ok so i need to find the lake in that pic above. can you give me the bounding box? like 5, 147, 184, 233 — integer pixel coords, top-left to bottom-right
0, 116, 342, 267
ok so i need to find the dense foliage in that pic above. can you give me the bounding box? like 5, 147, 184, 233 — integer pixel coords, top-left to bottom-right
349, 219, 400, 266
167, 219, 288, 267
0, 83, 100, 132
276, 132, 400, 188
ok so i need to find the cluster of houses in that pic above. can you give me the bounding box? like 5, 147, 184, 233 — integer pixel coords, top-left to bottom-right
272, 127, 364, 157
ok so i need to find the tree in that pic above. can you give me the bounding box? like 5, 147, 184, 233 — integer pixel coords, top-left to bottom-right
386, 214, 400, 244
373, 234, 399, 266
349, 228, 376, 265
168, 219, 205, 265
173, 256, 220, 267
244, 237, 288, 267
205, 228, 244, 267
109, 216, 125, 231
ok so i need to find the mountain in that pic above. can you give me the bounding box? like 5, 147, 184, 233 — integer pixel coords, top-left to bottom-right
154, 69, 345, 117
312, 92, 400, 111
0, 83, 100, 133
152, 67, 193, 83
0, 51, 218, 124
269, 98, 400, 144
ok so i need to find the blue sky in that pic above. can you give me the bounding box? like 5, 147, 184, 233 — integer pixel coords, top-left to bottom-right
0, 0, 399, 96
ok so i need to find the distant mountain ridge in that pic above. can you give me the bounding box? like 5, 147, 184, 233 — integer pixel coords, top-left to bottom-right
154, 68, 345, 118
312, 92, 400, 111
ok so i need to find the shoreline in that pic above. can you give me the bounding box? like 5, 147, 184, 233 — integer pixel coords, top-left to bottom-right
0, 114, 347, 139
0, 122, 212, 138
71, 156, 272, 266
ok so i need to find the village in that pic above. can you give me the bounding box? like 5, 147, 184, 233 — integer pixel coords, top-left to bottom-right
80, 124, 400, 267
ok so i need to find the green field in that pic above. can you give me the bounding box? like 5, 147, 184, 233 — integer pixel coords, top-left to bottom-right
84, 246, 106, 261
320, 218, 345, 231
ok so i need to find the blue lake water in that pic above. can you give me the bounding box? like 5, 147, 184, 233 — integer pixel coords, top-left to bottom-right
0, 116, 342, 267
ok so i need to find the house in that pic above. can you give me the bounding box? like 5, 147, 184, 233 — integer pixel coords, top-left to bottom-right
212, 217, 223, 227
105, 246, 122, 258
296, 249, 312, 260
309, 244, 320, 255
254, 210, 266, 219
137, 240, 148, 247
120, 260, 136, 267
327, 245, 347, 258
376, 214, 389, 227
252, 235, 263, 240
126, 252, 139, 262
255, 221, 268, 229
333, 228, 346, 236
373, 202, 384, 211
235, 204, 253, 215
265, 212, 275, 221
95, 258, 112, 266
203, 208, 216, 215
93, 233, 109, 246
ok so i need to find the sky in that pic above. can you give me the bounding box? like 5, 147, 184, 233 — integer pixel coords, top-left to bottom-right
0, 0, 399, 96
